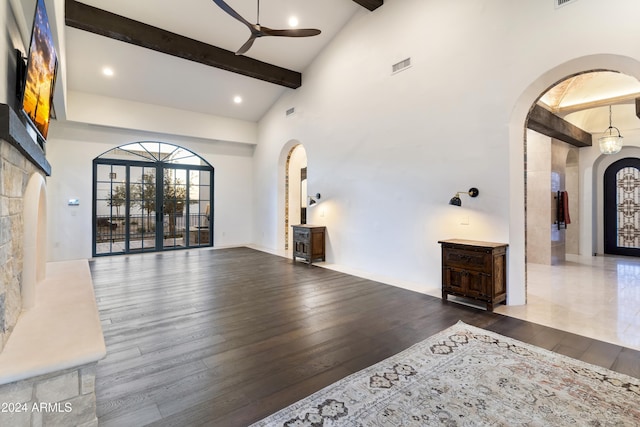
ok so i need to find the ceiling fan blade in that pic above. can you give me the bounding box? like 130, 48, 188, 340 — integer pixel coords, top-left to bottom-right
260, 27, 322, 37
212, 0, 322, 54
236, 35, 257, 55
211, 0, 253, 29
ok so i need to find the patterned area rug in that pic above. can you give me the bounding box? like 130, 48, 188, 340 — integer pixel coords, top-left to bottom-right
251, 321, 640, 426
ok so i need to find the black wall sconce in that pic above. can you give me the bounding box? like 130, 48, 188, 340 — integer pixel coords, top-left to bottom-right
308, 193, 321, 206
449, 188, 479, 206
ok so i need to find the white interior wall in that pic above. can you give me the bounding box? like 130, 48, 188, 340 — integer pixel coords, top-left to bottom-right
67, 91, 258, 145
255, 0, 640, 305
45, 120, 255, 261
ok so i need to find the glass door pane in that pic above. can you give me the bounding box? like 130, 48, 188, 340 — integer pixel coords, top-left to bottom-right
163, 168, 187, 249
130, 166, 158, 252
616, 167, 640, 249
95, 164, 126, 255
187, 169, 211, 247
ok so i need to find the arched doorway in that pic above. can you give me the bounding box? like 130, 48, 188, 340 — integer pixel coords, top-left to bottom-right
509, 55, 640, 305
604, 157, 640, 257
284, 144, 307, 251
92, 142, 214, 256
526, 70, 640, 262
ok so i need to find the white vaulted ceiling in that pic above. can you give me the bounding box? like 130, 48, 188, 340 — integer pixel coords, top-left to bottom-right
15, 1, 640, 135
63, 0, 362, 122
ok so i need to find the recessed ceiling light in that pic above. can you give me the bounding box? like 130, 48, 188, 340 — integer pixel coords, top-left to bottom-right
233, 96, 242, 104
288, 16, 299, 27
102, 67, 114, 77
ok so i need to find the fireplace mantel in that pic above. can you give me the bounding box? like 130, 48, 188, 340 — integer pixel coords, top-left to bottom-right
0, 103, 51, 176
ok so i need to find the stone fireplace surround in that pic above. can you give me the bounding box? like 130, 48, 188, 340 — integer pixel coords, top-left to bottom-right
0, 104, 105, 426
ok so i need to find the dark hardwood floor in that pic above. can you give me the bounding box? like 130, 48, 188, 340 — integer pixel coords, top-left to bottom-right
89, 247, 640, 426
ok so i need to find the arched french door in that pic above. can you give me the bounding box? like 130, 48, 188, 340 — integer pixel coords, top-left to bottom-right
92, 142, 214, 256
604, 157, 640, 257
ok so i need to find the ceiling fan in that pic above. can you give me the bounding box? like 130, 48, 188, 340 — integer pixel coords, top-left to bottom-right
212, 0, 321, 55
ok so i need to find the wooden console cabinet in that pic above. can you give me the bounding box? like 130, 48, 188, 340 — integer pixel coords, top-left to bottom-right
438, 239, 508, 311
292, 225, 326, 265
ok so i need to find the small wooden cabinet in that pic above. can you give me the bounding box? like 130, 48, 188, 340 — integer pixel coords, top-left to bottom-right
438, 239, 508, 311
292, 225, 326, 265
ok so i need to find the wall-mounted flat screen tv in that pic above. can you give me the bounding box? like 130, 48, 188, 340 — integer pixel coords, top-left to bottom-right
21, 0, 58, 142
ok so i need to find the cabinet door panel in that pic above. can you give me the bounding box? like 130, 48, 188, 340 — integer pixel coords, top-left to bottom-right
466, 271, 490, 299
443, 268, 467, 294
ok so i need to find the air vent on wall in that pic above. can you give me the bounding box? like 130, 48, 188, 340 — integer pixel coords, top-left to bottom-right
286, 107, 295, 117
555, 0, 578, 8
392, 57, 411, 75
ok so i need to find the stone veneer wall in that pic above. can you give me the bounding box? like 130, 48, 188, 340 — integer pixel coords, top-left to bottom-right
0, 139, 41, 352
0, 363, 98, 427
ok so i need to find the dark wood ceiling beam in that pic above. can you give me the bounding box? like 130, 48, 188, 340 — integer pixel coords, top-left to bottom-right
527, 104, 592, 148
352, 0, 383, 11
65, 0, 301, 89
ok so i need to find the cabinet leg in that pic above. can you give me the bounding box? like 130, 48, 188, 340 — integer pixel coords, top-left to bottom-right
442, 291, 448, 302
486, 302, 494, 312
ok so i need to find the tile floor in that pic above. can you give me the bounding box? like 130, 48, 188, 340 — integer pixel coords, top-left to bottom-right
495, 254, 640, 352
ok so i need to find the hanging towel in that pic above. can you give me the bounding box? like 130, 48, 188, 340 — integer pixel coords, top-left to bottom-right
562, 191, 571, 225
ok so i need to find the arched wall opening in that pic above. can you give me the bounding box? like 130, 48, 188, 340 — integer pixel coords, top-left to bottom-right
510, 54, 640, 305
277, 140, 307, 252
22, 172, 47, 309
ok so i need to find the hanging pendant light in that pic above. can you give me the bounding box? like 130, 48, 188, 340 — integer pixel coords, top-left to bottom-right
598, 105, 623, 155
